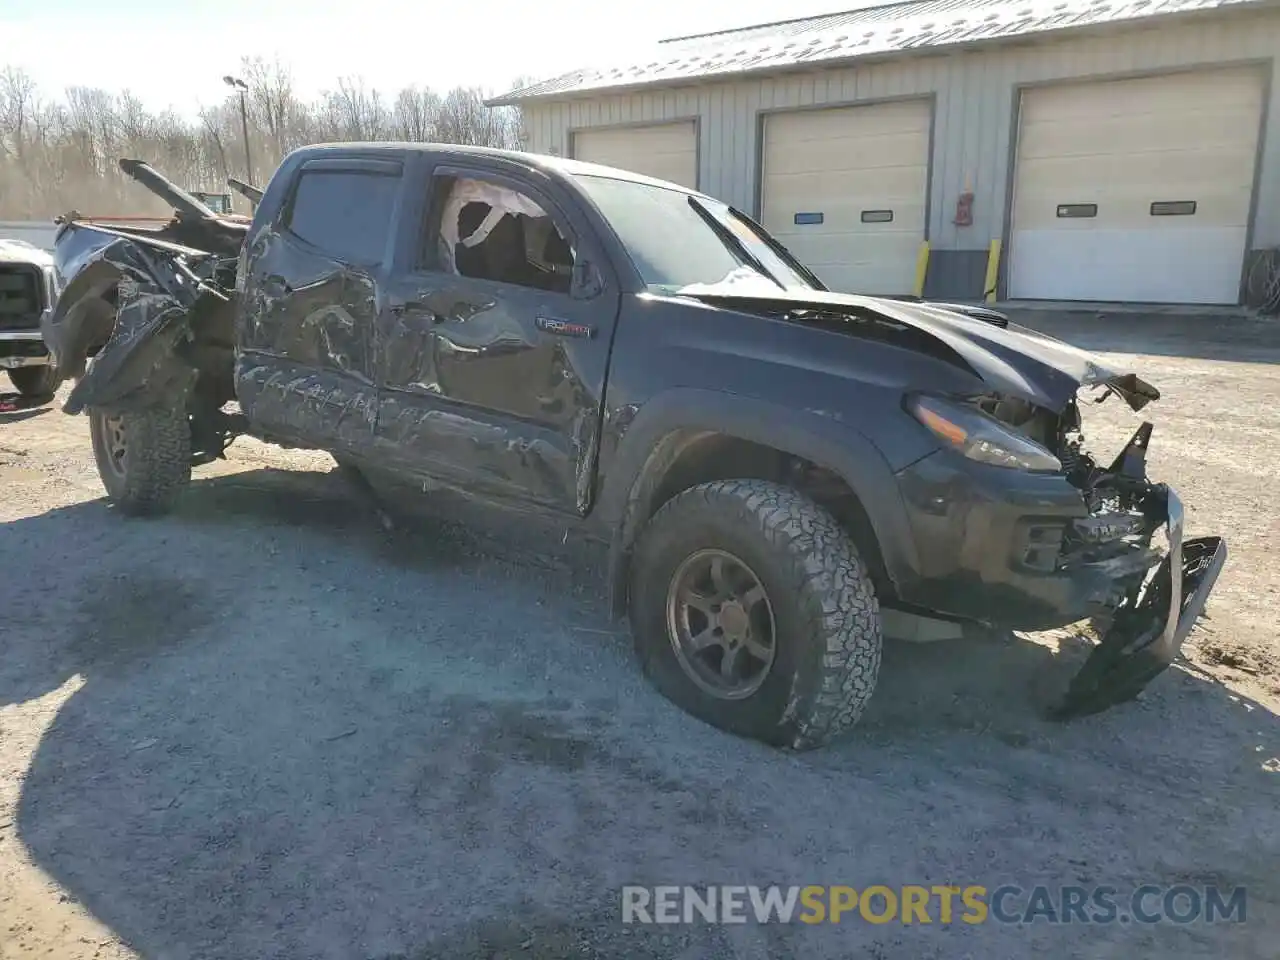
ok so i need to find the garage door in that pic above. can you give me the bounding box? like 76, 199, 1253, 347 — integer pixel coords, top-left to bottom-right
572, 122, 698, 189
1008, 67, 1265, 304
760, 100, 931, 295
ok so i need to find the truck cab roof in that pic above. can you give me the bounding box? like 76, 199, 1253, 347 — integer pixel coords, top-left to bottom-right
283, 141, 711, 199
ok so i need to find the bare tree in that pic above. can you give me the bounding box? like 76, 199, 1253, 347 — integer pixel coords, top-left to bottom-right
323, 76, 388, 142
392, 86, 441, 142
0, 67, 40, 163
242, 57, 300, 155
198, 106, 230, 188
0, 63, 532, 219
437, 87, 520, 147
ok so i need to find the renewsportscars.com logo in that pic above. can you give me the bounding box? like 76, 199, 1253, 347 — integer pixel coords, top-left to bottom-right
621, 884, 1248, 926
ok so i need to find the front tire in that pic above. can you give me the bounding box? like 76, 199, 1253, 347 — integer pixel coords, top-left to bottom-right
7, 365, 61, 399
89, 406, 192, 516
629, 479, 882, 750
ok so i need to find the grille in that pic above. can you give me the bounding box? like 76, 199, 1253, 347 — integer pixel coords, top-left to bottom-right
0, 265, 44, 332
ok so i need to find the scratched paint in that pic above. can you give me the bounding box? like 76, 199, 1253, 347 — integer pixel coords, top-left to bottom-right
235, 353, 378, 452
374, 262, 611, 515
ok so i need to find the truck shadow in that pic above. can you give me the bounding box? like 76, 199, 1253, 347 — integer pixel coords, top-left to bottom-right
0, 390, 54, 423
1, 468, 1276, 959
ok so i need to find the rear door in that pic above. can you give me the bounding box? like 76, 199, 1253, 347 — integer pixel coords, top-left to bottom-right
236, 155, 406, 454
373, 158, 622, 514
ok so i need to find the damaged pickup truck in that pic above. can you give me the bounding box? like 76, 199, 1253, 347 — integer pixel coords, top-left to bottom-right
43, 147, 1226, 750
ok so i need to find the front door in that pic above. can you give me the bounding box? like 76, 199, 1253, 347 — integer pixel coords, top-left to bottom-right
237, 155, 405, 453
374, 162, 621, 515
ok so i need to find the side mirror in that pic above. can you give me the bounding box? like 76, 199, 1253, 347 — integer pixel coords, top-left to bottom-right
571, 259, 603, 300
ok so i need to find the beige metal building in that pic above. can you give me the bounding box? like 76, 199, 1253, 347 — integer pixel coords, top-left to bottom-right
490, 0, 1280, 306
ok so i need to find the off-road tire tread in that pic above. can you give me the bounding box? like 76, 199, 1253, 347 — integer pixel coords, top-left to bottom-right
92, 407, 192, 516
638, 478, 881, 750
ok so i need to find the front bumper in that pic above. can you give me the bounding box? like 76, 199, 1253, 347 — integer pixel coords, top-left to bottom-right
0, 329, 52, 368
892, 439, 1227, 718
1052, 488, 1227, 718
894, 450, 1135, 629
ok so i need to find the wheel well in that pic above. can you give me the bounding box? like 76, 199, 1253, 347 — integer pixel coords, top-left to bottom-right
614, 431, 892, 612
66, 279, 236, 410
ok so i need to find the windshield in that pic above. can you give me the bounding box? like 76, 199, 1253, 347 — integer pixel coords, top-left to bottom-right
573, 174, 820, 296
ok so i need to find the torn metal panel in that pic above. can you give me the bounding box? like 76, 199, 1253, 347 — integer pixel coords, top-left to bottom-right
234, 352, 377, 453
56, 234, 230, 414
378, 174, 619, 517
1053, 487, 1229, 718
65, 289, 195, 414
233, 222, 380, 444
374, 282, 601, 512
373, 391, 574, 507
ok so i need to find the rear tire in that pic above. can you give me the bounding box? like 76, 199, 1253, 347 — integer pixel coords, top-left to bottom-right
7, 365, 61, 399
89, 406, 192, 516
629, 479, 882, 750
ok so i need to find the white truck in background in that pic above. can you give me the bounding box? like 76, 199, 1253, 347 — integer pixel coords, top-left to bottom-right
0, 238, 60, 398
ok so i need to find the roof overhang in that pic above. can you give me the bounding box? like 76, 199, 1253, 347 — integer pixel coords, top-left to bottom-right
486, 0, 1279, 107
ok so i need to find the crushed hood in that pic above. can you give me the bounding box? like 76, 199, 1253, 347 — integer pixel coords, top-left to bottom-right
682, 287, 1160, 413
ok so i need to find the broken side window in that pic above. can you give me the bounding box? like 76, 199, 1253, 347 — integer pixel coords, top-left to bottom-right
429, 176, 575, 295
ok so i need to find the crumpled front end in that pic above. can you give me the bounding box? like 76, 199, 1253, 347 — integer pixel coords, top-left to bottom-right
1045, 413, 1227, 718
41, 216, 240, 417
894, 383, 1227, 719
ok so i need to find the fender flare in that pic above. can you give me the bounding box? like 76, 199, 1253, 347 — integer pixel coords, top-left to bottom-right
597, 387, 923, 613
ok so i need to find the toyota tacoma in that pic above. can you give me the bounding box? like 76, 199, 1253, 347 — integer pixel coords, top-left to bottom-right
41, 147, 1226, 749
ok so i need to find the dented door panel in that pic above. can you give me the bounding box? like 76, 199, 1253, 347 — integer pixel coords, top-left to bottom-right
237, 231, 380, 451
235, 157, 404, 454
374, 273, 612, 513
371, 163, 621, 516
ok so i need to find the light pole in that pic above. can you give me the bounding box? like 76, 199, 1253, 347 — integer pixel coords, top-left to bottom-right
222, 75, 253, 188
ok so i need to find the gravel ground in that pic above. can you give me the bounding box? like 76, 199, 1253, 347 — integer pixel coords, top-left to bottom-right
0, 317, 1277, 959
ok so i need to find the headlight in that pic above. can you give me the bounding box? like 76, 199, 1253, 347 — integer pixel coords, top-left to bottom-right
907, 394, 1062, 472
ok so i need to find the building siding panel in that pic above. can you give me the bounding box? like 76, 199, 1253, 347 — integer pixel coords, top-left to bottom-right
521, 11, 1280, 288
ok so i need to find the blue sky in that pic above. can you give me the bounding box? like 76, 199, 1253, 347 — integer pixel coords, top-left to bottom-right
3, 0, 853, 114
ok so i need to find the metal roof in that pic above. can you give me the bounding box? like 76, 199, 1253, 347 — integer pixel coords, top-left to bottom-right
489, 0, 1274, 104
